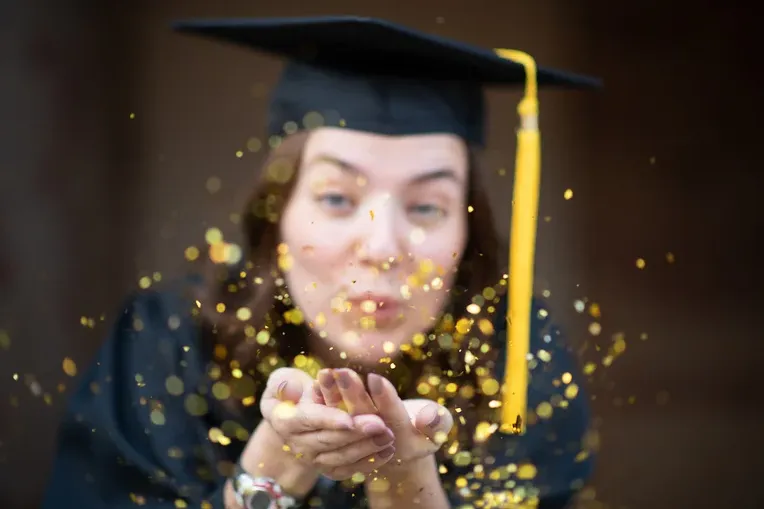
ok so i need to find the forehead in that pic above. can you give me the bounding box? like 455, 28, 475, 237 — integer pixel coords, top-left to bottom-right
302, 127, 469, 174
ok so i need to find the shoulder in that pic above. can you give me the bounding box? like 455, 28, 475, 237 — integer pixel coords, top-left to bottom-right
79, 275, 209, 398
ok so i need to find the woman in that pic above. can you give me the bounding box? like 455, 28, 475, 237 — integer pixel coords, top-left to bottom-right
43, 16, 599, 509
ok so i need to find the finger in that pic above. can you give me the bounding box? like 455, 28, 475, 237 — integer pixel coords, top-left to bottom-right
311, 381, 326, 405
413, 403, 453, 444
351, 414, 389, 435
290, 428, 364, 453
321, 446, 396, 481
335, 368, 378, 415
260, 379, 306, 421
367, 373, 411, 433
269, 402, 355, 434
313, 430, 394, 467
261, 367, 311, 403
317, 369, 343, 407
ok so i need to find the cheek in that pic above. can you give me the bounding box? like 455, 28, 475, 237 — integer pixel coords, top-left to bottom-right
280, 193, 353, 302
408, 216, 468, 306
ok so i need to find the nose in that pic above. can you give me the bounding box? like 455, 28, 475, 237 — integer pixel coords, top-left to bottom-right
356, 199, 405, 268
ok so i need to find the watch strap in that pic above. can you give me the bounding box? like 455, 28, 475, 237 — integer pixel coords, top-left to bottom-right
231, 463, 301, 509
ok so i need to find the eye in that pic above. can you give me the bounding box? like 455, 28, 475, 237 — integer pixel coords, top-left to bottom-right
316, 192, 355, 214
407, 203, 445, 218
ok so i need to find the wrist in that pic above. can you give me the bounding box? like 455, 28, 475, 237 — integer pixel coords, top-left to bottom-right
238, 420, 320, 500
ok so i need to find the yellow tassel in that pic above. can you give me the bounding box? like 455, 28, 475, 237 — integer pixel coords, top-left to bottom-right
494, 49, 540, 435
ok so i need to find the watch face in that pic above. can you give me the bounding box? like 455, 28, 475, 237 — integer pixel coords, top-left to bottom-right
246, 490, 273, 509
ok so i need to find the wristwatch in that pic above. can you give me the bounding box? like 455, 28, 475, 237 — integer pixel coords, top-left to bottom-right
231, 464, 300, 509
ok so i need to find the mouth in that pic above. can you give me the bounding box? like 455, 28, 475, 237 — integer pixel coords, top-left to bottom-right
346, 293, 404, 326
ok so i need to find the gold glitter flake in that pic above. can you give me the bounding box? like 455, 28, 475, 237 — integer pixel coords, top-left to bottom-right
235, 307, 252, 321
184, 394, 209, 417
62, 357, 78, 377
636, 258, 646, 269
563, 188, 573, 200
516, 463, 537, 480
0, 330, 10, 350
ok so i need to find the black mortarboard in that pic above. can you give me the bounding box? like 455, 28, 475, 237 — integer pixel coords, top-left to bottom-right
171, 16, 600, 146
171, 16, 601, 435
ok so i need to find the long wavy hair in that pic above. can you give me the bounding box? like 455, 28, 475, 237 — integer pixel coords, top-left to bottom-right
194, 130, 507, 460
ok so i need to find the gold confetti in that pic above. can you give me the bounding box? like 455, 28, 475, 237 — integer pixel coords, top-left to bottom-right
235, 150, 244, 158
636, 258, 646, 269
588, 322, 602, 336
62, 358, 78, 377
536, 401, 553, 419
205, 228, 223, 245
130, 493, 146, 505
467, 205, 474, 213
564, 384, 579, 399
410, 228, 426, 244
466, 304, 481, 315
205, 177, 221, 194
0, 330, 10, 350
129, 113, 136, 119
666, 252, 675, 263
481, 379, 500, 396
453, 451, 472, 467
246, 137, 262, 152
255, 330, 270, 345
138, 276, 152, 289
588, 303, 601, 318
235, 307, 252, 321
165, 376, 184, 396
175, 499, 188, 508
563, 188, 573, 200
369, 210, 375, 220
150, 409, 166, 426
360, 300, 377, 313
184, 394, 209, 416
516, 463, 537, 480
212, 382, 231, 400
283, 308, 304, 325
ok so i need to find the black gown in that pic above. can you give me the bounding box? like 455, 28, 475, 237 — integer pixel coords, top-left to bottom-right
42, 279, 595, 508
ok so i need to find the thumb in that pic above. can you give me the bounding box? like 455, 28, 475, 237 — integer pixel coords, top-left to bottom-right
413, 403, 453, 444
260, 368, 311, 418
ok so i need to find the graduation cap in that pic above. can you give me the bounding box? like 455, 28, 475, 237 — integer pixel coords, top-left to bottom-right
172, 16, 602, 434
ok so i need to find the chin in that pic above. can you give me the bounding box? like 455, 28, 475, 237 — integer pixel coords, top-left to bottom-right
334, 329, 406, 365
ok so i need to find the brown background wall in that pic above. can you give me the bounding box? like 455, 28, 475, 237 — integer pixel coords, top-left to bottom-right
1, 1, 761, 508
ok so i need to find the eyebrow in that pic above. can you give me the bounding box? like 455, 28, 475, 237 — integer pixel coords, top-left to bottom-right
309, 154, 462, 184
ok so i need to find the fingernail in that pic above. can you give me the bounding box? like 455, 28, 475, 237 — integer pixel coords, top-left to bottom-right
377, 446, 395, 459
276, 380, 288, 399
427, 412, 441, 428
362, 422, 385, 435
335, 370, 351, 389
367, 373, 383, 395
312, 382, 323, 400
319, 370, 336, 389
372, 433, 393, 446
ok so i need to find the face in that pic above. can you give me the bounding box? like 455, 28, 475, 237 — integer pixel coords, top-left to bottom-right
279, 127, 470, 366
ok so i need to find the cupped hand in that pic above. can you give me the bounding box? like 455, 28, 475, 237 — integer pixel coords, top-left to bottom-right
313, 368, 454, 469
259, 367, 397, 480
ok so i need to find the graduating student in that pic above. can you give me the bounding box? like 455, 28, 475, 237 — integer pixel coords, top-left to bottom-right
43, 16, 600, 509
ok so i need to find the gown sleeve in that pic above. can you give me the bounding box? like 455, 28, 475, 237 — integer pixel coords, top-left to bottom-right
447, 297, 596, 509
42, 288, 229, 509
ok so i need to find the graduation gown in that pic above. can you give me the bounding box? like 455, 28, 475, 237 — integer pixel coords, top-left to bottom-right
42, 280, 594, 508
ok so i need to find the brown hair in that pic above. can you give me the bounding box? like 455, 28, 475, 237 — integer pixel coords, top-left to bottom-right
195, 131, 507, 456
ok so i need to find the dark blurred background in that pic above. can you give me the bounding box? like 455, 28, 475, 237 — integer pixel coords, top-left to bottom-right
1, 1, 762, 508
